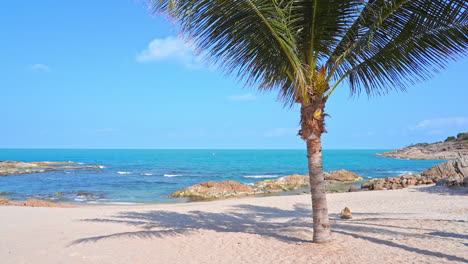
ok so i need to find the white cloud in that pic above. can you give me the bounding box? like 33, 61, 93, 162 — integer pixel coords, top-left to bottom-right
228, 93, 257, 101
26, 64, 51, 72
264, 128, 297, 137
412, 117, 468, 130
136, 36, 200, 68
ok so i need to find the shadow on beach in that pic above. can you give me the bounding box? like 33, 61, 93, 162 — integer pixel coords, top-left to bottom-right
412, 185, 468, 196
69, 202, 468, 262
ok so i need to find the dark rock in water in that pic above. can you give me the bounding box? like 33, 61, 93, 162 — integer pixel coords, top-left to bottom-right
348, 185, 358, 192
73, 191, 105, 201
340, 207, 352, 219
0, 192, 14, 195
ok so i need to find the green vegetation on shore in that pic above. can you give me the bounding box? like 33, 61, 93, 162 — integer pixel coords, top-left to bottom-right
445, 132, 468, 142
406, 132, 468, 148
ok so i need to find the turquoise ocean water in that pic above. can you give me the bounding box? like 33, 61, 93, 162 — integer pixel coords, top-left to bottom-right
0, 149, 443, 204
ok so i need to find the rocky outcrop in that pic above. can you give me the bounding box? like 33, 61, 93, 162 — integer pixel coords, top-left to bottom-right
324, 170, 363, 182
169, 181, 257, 200
253, 174, 309, 193
0, 197, 75, 208
421, 156, 468, 178
436, 177, 468, 189
22, 199, 75, 208
0, 196, 12, 205
361, 157, 468, 191
0, 161, 103, 176
361, 175, 422, 190
253, 170, 362, 194
171, 170, 364, 200
377, 134, 468, 160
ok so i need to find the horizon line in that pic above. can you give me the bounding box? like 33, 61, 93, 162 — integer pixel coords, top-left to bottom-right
0, 148, 395, 150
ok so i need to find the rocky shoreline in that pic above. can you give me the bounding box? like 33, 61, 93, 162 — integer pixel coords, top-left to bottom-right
0, 197, 75, 208
377, 132, 468, 160
0, 161, 103, 176
362, 156, 468, 190
1, 154, 467, 205
170, 157, 468, 201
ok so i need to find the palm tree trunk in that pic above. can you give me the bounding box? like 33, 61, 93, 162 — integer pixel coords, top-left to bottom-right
299, 98, 331, 243
307, 136, 331, 243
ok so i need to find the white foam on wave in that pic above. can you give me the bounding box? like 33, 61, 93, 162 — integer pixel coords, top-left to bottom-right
117, 171, 132, 175
387, 170, 416, 175
397, 171, 416, 176
164, 174, 183, 177
141, 173, 154, 176
243, 175, 279, 179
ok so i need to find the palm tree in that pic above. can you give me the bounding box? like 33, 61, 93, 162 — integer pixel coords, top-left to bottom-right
150, 0, 468, 243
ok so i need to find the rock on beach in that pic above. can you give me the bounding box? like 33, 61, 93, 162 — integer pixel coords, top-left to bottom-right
361, 156, 468, 191
0, 197, 75, 208
170, 170, 364, 200
169, 181, 257, 200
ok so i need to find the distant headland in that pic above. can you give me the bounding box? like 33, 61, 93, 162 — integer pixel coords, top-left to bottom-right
377, 132, 468, 160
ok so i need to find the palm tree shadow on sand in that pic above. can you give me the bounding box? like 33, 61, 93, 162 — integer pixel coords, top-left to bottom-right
70, 203, 467, 263
72, 203, 314, 245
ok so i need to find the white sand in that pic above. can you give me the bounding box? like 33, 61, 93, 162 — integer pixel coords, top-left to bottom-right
1, 185, 467, 264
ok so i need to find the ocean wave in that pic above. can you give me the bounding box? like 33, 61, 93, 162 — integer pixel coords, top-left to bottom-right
164, 174, 183, 177
141, 173, 154, 176
387, 170, 416, 175
243, 175, 279, 179
117, 171, 132, 175
397, 171, 416, 176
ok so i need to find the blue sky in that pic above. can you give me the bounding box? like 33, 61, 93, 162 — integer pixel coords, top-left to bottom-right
1, 0, 467, 149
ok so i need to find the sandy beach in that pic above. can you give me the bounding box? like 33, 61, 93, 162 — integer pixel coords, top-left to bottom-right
1, 185, 467, 264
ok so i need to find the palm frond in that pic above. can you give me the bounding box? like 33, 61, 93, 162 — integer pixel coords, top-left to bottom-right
327, 0, 468, 95
151, 0, 305, 104
151, 0, 468, 102
289, 0, 362, 71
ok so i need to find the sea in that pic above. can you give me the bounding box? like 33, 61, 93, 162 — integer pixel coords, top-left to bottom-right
0, 149, 444, 204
